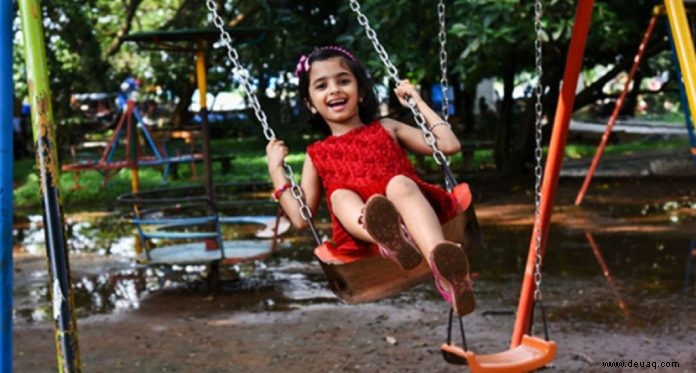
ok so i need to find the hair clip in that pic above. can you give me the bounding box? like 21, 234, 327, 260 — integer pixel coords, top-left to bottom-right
295, 55, 310, 77
319, 46, 356, 61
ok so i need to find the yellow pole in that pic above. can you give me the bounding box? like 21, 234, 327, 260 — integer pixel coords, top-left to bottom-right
664, 0, 696, 123
127, 101, 140, 193
196, 41, 214, 202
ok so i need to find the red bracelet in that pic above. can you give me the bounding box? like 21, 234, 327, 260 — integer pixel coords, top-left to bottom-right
272, 182, 292, 201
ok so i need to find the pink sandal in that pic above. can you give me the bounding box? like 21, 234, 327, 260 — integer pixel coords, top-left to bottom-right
362, 195, 423, 270
430, 241, 475, 316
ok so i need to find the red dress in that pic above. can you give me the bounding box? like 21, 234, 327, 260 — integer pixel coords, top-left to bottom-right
307, 121, 458, 254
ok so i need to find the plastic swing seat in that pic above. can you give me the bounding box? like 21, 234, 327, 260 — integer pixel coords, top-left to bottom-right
314, 183, 482, 304
441, 335, 557, 373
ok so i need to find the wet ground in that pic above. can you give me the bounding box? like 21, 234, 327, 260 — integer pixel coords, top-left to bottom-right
11, 174, 696, 372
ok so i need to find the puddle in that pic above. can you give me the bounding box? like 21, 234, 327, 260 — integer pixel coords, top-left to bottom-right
11, 209, 696, 339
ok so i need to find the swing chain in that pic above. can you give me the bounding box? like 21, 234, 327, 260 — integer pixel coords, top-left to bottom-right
348, 0, 450, 167
532, 0, 544, 302
437, 0, 449, 121
206, 0, 313, 223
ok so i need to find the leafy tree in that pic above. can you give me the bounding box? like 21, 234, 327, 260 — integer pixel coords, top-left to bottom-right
13, 0, 674, 177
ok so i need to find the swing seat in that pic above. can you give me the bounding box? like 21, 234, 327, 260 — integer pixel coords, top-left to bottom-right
441, 335, 557, 373
314, 183, 482, 303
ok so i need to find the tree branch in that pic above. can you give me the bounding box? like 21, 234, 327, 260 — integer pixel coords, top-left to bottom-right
106, 0, 144, 57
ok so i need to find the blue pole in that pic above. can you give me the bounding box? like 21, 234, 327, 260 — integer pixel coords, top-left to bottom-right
0, 0, 15, 370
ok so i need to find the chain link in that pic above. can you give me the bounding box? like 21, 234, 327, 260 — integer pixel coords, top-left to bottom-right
437, 0, 449, 121
348, 0, 449, 166
206, 0, 314, 224
532, 0, 544, 302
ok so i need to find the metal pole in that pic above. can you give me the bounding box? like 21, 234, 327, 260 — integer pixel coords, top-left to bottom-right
574, 13, 658, 206
511, 0, 595, 348
664, 0, 696, 123
1, 0, 14, 369
196, 41, 214, 202
18, 0, 82, 371
665, 18, 696, 164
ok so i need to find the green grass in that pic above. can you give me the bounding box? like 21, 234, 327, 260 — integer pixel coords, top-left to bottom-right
12, 136, 303, 211
564, 138, 689, 159
12, 135, 689, 210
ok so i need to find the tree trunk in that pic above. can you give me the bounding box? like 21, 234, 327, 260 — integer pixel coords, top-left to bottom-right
172, 76, 197, 128
620, 69, 643, 117
494, 49, 517, 174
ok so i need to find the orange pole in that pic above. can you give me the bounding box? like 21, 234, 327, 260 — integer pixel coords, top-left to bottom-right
126, 100, 140, 193
585, 232, 630, 320
511, 0, 595, 348
574, 13, 658, 206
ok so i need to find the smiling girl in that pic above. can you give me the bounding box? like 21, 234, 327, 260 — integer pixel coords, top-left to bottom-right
266, 46, 474, 316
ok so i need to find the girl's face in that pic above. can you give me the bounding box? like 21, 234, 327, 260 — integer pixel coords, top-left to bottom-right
307, 57, 362, 129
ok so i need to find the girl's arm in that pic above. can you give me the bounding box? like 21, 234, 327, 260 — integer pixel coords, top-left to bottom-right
385, 80, 461, 155
266, 139, 321, 229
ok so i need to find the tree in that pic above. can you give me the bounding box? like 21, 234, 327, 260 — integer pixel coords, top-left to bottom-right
13, 0, 671, 176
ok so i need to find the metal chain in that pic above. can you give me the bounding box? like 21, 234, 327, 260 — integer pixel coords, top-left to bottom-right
348, 0, 449, 167
437, 0, 449, 121
532, 0, 544, 301
205, 0, 314, 223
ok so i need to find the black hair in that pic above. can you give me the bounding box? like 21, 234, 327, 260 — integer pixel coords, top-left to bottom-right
297, 47, 379, 135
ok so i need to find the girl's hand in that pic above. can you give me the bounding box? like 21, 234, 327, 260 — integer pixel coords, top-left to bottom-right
266, 138, 288, 171
394, 80, 422, 108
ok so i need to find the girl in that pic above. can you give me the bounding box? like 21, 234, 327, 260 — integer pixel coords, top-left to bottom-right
266, 46, 474, 316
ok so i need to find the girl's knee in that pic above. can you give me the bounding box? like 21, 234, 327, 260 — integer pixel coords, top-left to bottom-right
386, 175, 419, 198
330, 188, 360, 207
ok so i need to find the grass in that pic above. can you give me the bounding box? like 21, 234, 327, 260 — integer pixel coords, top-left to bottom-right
564, 138, 689, 159
12, 134, 689, 210
12, 136, 302, 211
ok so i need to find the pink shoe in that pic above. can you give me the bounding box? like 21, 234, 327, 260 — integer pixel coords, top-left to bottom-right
363, 195, 423, 270
430, 241, 475, 316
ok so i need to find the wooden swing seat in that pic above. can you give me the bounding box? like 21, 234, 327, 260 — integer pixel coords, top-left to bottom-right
441, 335, 557, 373
314, 183, 481, 304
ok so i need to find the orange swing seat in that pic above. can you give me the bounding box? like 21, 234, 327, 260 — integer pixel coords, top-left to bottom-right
314, 183, 481, 304
441, 335, 556, 373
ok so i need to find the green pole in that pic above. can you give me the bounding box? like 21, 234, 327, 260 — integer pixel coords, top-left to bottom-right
19, 0, 82, 371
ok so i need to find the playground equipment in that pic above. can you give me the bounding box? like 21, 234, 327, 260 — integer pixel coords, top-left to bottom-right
118, 183, 290, 266
313, 0, 484, 304
419, 0, 556, 369
207, 0, 483, 305
1, 0, 13, 370
62, 80, 207, 191
18, 0, 82, 370
121, 28, 266, 201
575, 0, 696, 206
111, 28, 277, 268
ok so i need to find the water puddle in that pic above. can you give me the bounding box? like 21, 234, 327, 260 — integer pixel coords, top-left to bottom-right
12, 210, 696, 337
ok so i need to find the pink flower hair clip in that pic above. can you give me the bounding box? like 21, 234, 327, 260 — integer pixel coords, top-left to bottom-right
295, 55, 310, 77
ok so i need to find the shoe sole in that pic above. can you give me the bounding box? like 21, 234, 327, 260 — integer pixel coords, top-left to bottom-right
364, 196, 422, 270
432, 242, 475, 316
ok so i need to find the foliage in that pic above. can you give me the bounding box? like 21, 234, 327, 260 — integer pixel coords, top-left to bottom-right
11, 0, 679, 178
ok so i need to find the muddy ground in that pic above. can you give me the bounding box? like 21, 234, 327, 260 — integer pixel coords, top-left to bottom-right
12, 174, 696, 372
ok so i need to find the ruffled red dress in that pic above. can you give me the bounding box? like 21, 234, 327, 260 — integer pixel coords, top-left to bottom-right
307, 121, 458, 255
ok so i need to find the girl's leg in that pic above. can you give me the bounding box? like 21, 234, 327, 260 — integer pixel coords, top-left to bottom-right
331, 188, 422, 270
385, 175, 444, 262
330, 188, 374, 243
385, 175, 475, 315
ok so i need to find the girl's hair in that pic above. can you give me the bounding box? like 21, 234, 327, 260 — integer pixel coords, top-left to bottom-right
296, 46, 379, 135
